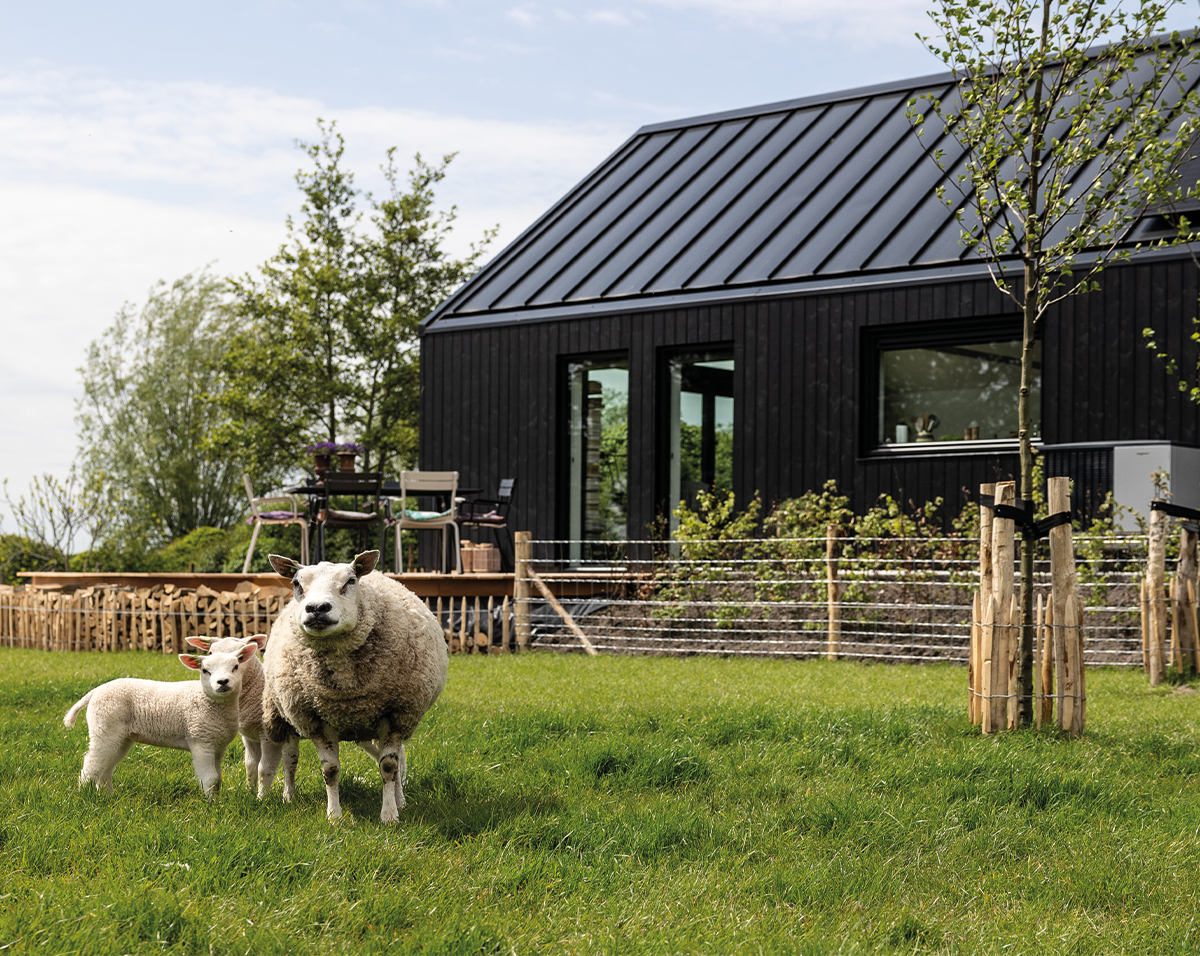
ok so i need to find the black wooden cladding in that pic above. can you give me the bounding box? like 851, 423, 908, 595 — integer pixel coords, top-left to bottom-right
421, 261, 1200, 541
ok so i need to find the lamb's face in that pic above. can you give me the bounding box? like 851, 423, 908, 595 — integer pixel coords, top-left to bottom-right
268, 551, 381, 641
180, 642, 257, 701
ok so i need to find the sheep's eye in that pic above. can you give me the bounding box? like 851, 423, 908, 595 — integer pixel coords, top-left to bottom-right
341, 578, 355, 593
202, 668, 209, 675
294, 584, 304, 596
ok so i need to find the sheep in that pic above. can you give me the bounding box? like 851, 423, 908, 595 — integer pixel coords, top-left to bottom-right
183, 633, 296, 798
63, 640, 259, 799
261, 549, 448, 823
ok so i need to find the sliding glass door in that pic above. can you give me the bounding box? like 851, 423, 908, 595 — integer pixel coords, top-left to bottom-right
664, 349, 734, 537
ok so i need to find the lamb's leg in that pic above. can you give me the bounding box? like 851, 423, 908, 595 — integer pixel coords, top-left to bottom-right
191, 747, 224, 800
377, 734, 407, 823
83, 737, 134, 793
310, 735, 343, 820
243, 735, 261, 789
257, 735, 297, 800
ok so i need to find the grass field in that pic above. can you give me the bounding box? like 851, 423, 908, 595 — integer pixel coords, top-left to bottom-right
3, 649, 1200, 955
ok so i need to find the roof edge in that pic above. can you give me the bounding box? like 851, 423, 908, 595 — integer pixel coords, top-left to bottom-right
634, 69, 960, 136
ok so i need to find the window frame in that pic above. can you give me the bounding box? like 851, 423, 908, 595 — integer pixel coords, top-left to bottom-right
858, 317, 1040, 458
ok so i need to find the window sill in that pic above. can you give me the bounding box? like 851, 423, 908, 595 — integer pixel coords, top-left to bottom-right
862, 438, 1037, 460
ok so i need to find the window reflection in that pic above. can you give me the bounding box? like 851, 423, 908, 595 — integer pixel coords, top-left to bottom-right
567, 358, 628, 564
666, 350, 734, 536
879, 339, 1040, 446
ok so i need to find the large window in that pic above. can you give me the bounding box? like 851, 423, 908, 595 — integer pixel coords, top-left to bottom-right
664, 348, 734, 535
877, 337, 1040, 447
566, 356, 628, 564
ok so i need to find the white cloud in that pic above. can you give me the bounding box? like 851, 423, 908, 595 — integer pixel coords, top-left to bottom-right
639, 0, 930, 40
586, 10, 633, 26
0, 68, 625, 524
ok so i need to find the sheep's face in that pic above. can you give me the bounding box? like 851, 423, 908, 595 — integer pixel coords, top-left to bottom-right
270, 551, 380, 641
180, 642, 257, 701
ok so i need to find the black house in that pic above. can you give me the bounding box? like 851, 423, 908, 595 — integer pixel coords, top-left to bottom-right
420, 67, 1200, 555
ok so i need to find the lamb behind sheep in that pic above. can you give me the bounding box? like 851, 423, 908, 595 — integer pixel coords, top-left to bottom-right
184, 634, 299, 797
261, 550, 448, 823
63, 640, 259, 798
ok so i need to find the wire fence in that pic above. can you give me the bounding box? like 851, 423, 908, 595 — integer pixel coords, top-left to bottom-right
522, 534, 1153, 666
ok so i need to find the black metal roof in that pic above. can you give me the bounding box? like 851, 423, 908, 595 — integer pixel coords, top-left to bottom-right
424, 55, 1200, 333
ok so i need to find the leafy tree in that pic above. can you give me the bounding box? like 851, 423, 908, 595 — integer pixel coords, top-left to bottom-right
909, 0, 1200, 726
1, 469, 115, 580
212, 121, 494, 478
76, 271, 243, 550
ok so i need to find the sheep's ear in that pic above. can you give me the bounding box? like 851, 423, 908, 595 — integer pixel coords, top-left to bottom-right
237, 642, 258, 663
352, 550, 380, 577
185, 636, 213, 651
248, 633, 268, 650
179, 654, 204, 670
269, 554, 302, 579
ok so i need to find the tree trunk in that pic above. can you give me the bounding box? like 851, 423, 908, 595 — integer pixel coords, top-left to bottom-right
1016, 263, 1038, 729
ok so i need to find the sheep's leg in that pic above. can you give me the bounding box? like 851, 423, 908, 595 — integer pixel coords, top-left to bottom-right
281, 737, 300, 803
243, 735, 261, 789
83, 737, 134, 793
377, 734, 407, 823
311, 735, 343, 820
191, 747, 224, 801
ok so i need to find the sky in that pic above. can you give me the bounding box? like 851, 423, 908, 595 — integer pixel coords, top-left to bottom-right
3, 0, 1193, 533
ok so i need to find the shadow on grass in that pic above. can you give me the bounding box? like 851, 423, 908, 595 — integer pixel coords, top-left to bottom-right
335, 768, 561, 839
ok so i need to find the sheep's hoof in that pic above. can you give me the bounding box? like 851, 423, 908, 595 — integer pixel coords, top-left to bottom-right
380, 809, 399, 824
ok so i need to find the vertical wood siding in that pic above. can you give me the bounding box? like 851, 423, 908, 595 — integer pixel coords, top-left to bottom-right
420, 261, 1200, 539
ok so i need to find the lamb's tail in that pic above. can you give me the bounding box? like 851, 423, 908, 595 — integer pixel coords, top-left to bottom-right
63, 690, 94, 729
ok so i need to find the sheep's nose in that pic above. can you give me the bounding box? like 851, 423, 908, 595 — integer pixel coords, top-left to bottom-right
306, 601, 333, 615
217, 677, 230, 688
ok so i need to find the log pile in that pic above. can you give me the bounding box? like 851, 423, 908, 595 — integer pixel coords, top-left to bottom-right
0, 582, 292, 653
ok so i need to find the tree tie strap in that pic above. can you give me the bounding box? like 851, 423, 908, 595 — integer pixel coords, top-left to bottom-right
1150, 499, 1200, 527
979, 496, 1071, 539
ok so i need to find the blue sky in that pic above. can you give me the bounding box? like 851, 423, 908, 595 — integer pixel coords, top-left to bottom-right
2, 0, 1195, 528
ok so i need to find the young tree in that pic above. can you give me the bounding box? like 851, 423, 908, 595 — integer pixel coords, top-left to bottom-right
1, 469, 116, 579
212, 122, 493, 478
77, 270, 245, 546
910, 0, 1200, 726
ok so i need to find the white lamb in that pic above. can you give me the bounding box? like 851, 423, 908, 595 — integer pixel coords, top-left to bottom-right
63, 640, 259, 799
261, 550, 448, 823
183, 633, 293, 797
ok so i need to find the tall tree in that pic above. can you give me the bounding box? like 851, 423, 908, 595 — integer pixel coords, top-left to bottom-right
910, 0, 1200, 726
77, 270, 245, 544
212, 122, 493, 477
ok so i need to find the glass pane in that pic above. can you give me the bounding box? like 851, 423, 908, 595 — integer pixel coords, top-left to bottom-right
566, 357, 628, 564
666, 350, 734, 536
879, 339, 1040, 446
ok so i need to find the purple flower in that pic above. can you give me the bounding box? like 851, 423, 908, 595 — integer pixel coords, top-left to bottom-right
336, 442, 365, 454
306, 441, 339, 456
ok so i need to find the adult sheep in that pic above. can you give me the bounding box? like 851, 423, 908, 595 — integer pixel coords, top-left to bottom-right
261, 550, 448, 823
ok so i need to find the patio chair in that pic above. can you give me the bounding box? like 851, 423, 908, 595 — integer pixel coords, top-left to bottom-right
316, 473, 383, 563
387, 471, 461, 573
455, 478, 515, 571
243, 474, 309, 573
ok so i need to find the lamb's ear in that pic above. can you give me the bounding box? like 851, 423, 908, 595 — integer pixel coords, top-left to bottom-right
248, 633, 268, 650
352, 550, 380, 577
269, 554, 302, 579
237, 642, 258, 663
179, 654, 204, 670
185, 636, 213, 651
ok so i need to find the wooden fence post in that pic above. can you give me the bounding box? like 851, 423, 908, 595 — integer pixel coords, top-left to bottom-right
973, 482, 996, 725
1048, 476, 1084, 737
990, 481, 1016, 733
1147, 501, 1169, 686
515, 531, 532, 651
1175, 523, 1198, 675
826, 523, 840, 661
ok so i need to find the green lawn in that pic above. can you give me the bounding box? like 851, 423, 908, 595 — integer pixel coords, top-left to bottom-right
2, 648, 1199, 955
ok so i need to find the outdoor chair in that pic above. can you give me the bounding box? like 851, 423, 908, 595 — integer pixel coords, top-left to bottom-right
317, 473, 384, 563
387, 471, 461, 573
455, 478, 515, 571
242, 474, 309, 573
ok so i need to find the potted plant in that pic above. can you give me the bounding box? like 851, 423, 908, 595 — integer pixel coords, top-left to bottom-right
306, 441, 338, 475
336, 442, 364, 472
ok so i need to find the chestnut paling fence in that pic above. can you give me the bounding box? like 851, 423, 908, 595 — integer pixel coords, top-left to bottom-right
0, 532, 1159, 665
513, 534, 1150, 666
